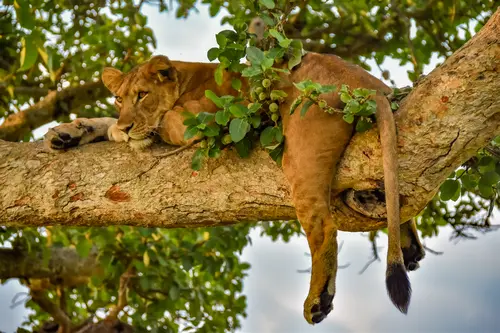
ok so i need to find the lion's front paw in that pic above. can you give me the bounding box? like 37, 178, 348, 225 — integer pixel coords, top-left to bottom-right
44, 122, 89, 150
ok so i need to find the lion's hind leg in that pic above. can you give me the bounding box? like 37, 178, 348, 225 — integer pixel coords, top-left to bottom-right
281, 102, 353, 324
401, 218, 426, 271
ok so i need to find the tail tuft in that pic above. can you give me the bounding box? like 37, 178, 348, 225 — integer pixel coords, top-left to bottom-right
386, 262, 411, 314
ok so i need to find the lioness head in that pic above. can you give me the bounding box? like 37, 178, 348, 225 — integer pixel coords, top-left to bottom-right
102, 55, 180, 146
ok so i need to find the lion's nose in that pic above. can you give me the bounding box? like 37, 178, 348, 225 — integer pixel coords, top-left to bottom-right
118, 123, 134, 133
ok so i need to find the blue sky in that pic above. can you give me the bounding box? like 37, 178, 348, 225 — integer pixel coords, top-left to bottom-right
1, 3, 499, 333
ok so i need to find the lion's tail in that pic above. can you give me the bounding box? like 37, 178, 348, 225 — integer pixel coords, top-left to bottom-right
374, 95, 411, 314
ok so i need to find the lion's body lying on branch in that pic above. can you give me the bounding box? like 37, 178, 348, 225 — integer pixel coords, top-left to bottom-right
44, 53, 425, 324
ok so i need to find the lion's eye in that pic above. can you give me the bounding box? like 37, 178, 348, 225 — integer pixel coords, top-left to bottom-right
138, 91, 148, 99
115, 96, 122, 104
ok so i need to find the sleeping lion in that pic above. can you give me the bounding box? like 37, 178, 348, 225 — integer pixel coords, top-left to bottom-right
44, 53, 425, 324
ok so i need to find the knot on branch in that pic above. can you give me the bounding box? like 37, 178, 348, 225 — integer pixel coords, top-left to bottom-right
343, 189, 390, 219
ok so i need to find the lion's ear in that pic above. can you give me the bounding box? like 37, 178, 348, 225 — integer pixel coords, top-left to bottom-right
148, 55, 178, 82
102, 67, 124, 94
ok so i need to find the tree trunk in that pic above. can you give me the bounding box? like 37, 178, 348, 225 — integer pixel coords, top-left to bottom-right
0, 9, 499, 232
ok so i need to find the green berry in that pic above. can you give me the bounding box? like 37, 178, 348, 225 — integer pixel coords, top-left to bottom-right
271, 113, 279, 122
222, 134, 232, 145
255, 87, 264, 94
318, 99, 327, 108
258, 92, 267, 101
262, 79, 271, 88
269, 102, 279, 113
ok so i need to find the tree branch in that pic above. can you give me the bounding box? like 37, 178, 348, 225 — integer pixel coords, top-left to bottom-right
0, 9, 499, 231
0, 247, 100, 281
0, 80, 110, 142
30, 290, 72, 333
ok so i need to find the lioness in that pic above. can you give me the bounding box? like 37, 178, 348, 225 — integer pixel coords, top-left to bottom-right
44, 54, 425, 324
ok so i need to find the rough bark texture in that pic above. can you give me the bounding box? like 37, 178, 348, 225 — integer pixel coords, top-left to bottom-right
0, 10, 499, 232
0, 81, 110, 142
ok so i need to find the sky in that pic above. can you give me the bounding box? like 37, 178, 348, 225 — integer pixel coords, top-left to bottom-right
1, 3, 500, 333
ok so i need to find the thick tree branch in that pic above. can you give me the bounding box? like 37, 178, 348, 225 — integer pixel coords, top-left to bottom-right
0, 9, 499, 231
0, 247, 100, 281
0, 80, 110, 142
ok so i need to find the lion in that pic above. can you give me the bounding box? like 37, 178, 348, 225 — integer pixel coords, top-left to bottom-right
44, 54, 425, 324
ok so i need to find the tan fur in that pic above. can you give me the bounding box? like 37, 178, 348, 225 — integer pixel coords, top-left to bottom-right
44, 53, 423, 324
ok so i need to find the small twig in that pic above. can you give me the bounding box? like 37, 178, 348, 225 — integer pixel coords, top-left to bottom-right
106, 267, 135, 321
359, 232, 381, 274
10, 292, 30, 309
153, 139, 201, 158
422, 245, 444, 255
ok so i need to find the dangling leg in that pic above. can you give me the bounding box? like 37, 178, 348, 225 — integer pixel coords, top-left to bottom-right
281, 103, 353, 324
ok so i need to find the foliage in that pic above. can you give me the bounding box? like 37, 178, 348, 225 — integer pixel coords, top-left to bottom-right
0, 0, 498, 331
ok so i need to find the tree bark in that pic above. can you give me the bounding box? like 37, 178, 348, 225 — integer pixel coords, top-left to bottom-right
0, 247, 99, 281
0, 9, 499, 232
0, 81, 110, 142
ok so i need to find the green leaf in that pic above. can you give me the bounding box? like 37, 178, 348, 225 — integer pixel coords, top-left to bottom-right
440, 179, 461, 201
289, 97, 303, 115
342, 113, 355, 124
143, 250, 150, 267
480, 171, 500, 186
204, 123, 220, 137
274, 126, 283, 143
183, 117, 199, 127
461, 174, 477, 190
15, 0, 35, 30
319, 85, 337, 94
250, 115, 261, 128
208, 146, 221, 158
300, 100, 314, 118
215, 66, 224, 86
229, 104, 248, 117
268, 29, 285, 43
205, 90, 224, 108
259, 0, 275, 9
235, 137, 252, 157
215, 110, 230, 125
478, 177, 494, 198
207, 47, 220, 61
242, 66, 262, 77
191, 148, 205, 171
248, 102, 262, 114
345, 100, 361, 114
260, 126, 275, 147
267, 47, 285, 60
261, 57, 274, 70
479, 156, 495, 174
229, 118, 250, 143
76, 237, 92, 258
356, 119, 373, 132
231, 78, 242, 91
288, 40, 303, 69
269, 143, 284, 166
340, 92, 352, 103
18, 36, 38, 72
270, 90, 288, 100
169, 285, 180, 301
216, 33, 227, 48
246, 46, 265, 65
184, 126, 199, 141
197, 112, 215, 124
